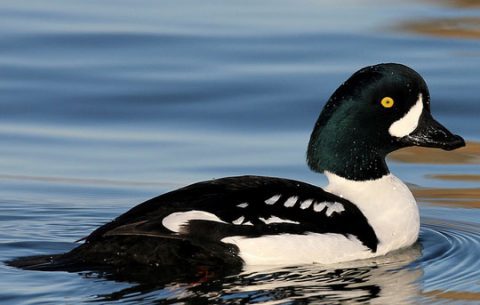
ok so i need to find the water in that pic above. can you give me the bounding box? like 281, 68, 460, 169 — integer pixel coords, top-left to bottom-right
1, 0, 479, 304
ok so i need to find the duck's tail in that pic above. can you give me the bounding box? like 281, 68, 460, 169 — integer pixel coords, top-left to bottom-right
5, 253, 85, 271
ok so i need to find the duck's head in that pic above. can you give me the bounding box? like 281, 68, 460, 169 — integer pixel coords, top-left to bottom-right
307, 63, 465, 181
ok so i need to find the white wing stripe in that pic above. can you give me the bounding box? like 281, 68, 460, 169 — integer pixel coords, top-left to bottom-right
284, 196, 298, 207
237, 202, 249, 208
162, 211, 226, 232
325, 202, 345, 216
300, 199, 314, 209
232, 216, 245, 225
265, 194, 281, 205
259, 216, 300, 224
313, 202, 327, 212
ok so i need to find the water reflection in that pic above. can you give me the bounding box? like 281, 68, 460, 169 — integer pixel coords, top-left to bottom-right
402, 0, 480, 41
439, 0, 480, 8
413, 187, 480, 208
404, 17, 480, 40
225, 250, 422, 305
389, 141, 480, 164
423, 290, 480, 302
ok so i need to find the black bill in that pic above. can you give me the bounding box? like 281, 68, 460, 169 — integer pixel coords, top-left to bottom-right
399, 112, 465, 151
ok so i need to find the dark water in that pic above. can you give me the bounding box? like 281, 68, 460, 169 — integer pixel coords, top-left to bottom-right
1, 1, 479, 304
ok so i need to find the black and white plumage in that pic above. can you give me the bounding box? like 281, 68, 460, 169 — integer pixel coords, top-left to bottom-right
88, 176, 378, 249
7, 63, 465, 271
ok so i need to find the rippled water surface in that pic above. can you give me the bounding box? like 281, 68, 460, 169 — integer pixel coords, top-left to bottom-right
1, 0, 479, 304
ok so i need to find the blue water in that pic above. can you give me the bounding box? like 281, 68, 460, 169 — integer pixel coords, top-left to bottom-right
1, 1, 479, 304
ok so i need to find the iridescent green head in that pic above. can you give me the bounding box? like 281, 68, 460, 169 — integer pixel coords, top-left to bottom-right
307, 63, 465, 181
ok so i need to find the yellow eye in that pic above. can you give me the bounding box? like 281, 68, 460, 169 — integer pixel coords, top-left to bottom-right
380, 97, 394, 108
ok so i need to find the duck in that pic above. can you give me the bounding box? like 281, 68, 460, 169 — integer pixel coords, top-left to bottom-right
8, 63, 465, 273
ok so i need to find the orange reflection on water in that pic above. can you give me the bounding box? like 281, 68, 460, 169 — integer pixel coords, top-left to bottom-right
435, 0, 480, 8
403, 17, 480, 40
423, 289, 480, 301
413, 186, 480, 208
389, 141, 480, 164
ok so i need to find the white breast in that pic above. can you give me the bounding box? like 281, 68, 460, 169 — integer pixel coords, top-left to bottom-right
325, 172, 420, 255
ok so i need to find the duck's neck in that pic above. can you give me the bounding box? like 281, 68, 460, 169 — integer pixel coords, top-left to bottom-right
324, 171, 420, 252
307, 121, 392, 181
331, 152, 389, 181
308, 145, 390, 181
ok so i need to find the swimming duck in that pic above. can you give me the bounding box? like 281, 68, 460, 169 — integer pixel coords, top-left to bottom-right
8, 63, 465, 271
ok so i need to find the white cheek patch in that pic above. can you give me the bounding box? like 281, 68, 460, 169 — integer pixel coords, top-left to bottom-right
388, 94, 424, 138
162, 210, 226, 232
